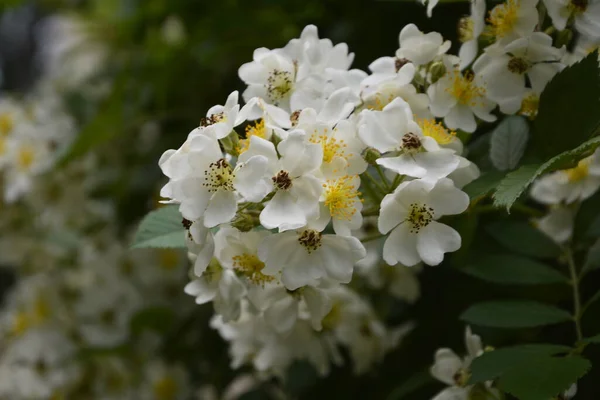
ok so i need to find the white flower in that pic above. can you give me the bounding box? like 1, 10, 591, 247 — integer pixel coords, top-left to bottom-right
485, 0, 539, 44
544, 0, 600, 40
473, 33, 565, 113
258, 228, 366, 290
430, 326, 495, 400
0, 328, 81, 399
379, 178, 469, 266
458, 0, 486, 69
530, 150, 600, 204
283, 25, 354, 74
358, 98, 460, 181
419, 0, 440, 17
236, 131, 323, 231
395, 24, 451, 66
311, 175, 363, 236
448, 157, 481, 188
184, 233, 246, 323
237, 97, 291, 153
534, 206, 575, 243
428, 64, 497, 133
362, 57, 416, 89
320, 286, 410, 374
138, 360, 190, 400
159, 127, 264, 227
202, 91, 248, 139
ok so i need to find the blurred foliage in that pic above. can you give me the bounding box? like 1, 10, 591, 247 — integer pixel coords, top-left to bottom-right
3, 0, 600, 399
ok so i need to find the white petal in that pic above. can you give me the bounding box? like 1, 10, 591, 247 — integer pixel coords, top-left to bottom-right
204, 190, 238, 228
430, 348, 463, 385
383, 223, 421, 266
234, 155, 273, 202
260, 190, 307, 231
416, 221, 461, 265
264, 296, 298, 333
427, 178, 470, 216
303, 287, 332, 331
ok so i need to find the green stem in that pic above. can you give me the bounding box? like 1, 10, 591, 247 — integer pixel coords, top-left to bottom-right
390, 174, 404, 191
374, 165, 391, 191
565, 247, 583, 342
511, 203, 544, 217
363, 172, 388, 195
360, 233, 386, 243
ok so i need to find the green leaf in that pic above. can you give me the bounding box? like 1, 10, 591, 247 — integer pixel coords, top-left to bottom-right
582, 334, 600, 344
461, 254, 566, 285
582, 239, 600, 275
498, 356, 590, 400
131, 205, 187, 249
490, 116, 529, 171
588, 214, 600, 236
486, 221, 561, 259
469, 344, 571, 383
460, 301, 572, 328
130, 306, 176, 335
462, 171, 506, 202
493, 136, 600, 211
533, 50, 600, 159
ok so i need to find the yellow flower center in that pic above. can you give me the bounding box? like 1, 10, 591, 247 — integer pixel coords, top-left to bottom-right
565, 159, 590, 182
568, 0, 588, 14
519, 93, 539, 120
238, 119, 267, 154
445, 70, 486, 106
458, 17, 475, 42
418, 119, 456, 144
323, 176, 362, 220
407, 203, 434, 233
322, 302, 342, 330
153, 375, 178, 400
159, 249, 180, 271
365, 93, 396, 111
11, 311, 30, 336
267, 69, 294, 104
0, 113, 14, 137
17, 146, 35, 171
297, 229, 322, 254
203, 158, 235, 192
487, 0, 520, 39
232, 253, 273, 285
310, 129, 349, 164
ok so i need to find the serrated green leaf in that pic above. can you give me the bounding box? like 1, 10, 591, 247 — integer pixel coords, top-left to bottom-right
462, 171, 506, 202
490, 116, 529, 171
130, 306, 176, 335
533, 50, 600, 159
498, 356, 590, 400
486, 221, 561, 259
493, 136, 600, 210
461, 254, 566, 285
460, 301, 572, 328
131, 205, 186, 249
469, 344, 571, 384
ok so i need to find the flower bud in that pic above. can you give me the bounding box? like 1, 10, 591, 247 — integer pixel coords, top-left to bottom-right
429, 61, 447, 84
556, 29, 573, 49
231, 212, 259, 232
363, 148, 381, 165
220, 130, 240, 157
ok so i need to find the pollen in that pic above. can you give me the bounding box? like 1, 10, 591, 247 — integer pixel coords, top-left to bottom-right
519, 93, 539, 120
487, 0, 520, 39
203, 158, 235, 192
0, 113, 14, 137
232, 253, 274, 285
272, 170, 293, 190
310, 130, 349, 164
401, 132, 423, 151
238, 119, 267, 154
153, 375, 178, 400
267, 69, 294, 104
569, 0, 588, 14
418, 119, 456, 144
17, 146, 35, 171
200, 112, 226, 127
323, 176, 362, 220
507, 57, 531, 74
565, 158, 590, 182
407, 203, 434, 233
445, 70, 486, 107
365, 93, 395, 111
458, 16, 475, 42
297, 229, 322, 254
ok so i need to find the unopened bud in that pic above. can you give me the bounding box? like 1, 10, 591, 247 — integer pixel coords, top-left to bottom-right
363, 148, 382, 165
556, 29, 573, 49
429, 61, 447, 84
231, 212, 258, 232
220, 130, 240, 157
